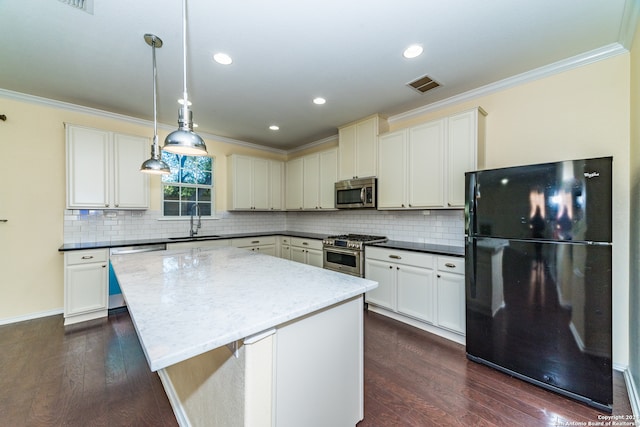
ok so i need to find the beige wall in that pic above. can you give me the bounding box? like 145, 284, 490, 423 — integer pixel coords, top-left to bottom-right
0, 52, 633, 370
629, 19, 640, 400
390, 54, 631, 367
0, 97, 283, 321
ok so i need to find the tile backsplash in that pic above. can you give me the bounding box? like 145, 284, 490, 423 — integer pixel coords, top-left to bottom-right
63, 209, 464, 247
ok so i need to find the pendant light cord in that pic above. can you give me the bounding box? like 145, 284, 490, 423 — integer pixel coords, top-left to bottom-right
152, 38, 158, 140
182, 0, 189, 109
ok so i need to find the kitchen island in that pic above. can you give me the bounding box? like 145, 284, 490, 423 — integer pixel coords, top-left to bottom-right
109, 246, 377, 427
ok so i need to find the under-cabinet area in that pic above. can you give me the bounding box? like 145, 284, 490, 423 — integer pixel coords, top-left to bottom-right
364, 246, 465, 344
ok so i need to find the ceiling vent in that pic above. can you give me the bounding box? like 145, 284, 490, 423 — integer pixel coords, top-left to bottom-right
407, 75, 440, 94
59, 0, 94, 14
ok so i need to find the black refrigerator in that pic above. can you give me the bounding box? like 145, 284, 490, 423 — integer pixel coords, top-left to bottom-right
464, 156, 613, 412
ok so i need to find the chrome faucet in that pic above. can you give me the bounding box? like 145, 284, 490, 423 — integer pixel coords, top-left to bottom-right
189, 203, 201, 237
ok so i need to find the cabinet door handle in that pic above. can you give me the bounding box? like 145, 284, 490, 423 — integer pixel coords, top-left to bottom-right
105, 204, 109, 207
445, 263, 456, 268
102, 265, 107, 268
389, 255, 401, 259
0, 219, 7, 222
81, 255, 94, 260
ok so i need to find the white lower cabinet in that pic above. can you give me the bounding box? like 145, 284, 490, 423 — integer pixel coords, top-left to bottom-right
435, 256, 465, 334
166, 239, 230, 250
290, 237, 323, 267
280, 236, 291, 260
231, 236, 277, 256
365, 246, 465, 343
64, 249, 109, 325
365, 247, 434, 323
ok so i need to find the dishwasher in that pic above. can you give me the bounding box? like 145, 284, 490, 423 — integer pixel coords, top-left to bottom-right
108, 244, 166, 309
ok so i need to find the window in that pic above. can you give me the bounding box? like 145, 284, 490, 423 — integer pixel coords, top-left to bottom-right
161, 152, 214, 217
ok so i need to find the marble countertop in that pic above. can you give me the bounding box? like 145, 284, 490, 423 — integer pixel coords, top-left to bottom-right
109, 246, 378, 372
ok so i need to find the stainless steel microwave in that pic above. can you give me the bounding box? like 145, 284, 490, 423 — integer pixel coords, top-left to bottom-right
335, 177, 377, 209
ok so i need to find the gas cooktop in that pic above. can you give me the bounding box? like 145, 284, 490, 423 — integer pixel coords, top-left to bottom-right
322, 234, 387, 250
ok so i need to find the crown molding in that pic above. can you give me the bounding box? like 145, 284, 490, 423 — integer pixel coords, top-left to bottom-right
619, 0, 640, 50
286, 134, 339, 155
0, 88, 288, 155
389, 43, 627, 124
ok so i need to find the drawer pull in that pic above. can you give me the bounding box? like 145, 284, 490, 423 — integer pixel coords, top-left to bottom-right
251, 240, 260, 244
445, 262, 456, 268
81, 255, 94, 260
302, 242, 309, 246
389, 255, 401, 260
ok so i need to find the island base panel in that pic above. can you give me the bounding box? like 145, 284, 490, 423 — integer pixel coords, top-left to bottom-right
158, 296, 364, 427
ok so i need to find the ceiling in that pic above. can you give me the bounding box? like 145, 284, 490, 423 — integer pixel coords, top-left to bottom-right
0, 0, 634, 151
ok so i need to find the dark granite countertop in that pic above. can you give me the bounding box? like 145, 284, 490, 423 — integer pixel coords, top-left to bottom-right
59, 231, 464, 257
58, 230, 329, 252
367, 240, 464, 257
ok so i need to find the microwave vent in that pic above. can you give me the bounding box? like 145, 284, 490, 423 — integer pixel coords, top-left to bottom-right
407, 75, 440, 93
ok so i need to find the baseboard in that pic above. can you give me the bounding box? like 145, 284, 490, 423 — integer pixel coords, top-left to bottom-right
157, 369, 190, 427
624, 368, 640, 418
366, 305, 466, 346
0, 308, 64, 326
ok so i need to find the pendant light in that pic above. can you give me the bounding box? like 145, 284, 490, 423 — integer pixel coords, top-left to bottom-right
140, 34, 171, 175
163, 0, 208, 156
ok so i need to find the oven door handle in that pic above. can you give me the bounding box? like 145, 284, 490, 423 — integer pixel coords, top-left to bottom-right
324, 247, 360, 257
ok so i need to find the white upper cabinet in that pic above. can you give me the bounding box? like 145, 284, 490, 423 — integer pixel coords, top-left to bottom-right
338, 115, 388, 180
378, 120, 446, 209
228, 154, 283, 210
285, 157, 304, 210
286, 148, 337, 210
447, 109, 485, 207
377, 107, 485, 209
269, 160, 284, 210
66, 124, 149, 210
302, 154, 320, 209
112, 133, 151, 209
377, 130, 406, 209
319, 148, 338, 209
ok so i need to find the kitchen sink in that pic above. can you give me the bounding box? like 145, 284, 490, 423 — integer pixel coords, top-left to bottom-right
168, 235, 221, 241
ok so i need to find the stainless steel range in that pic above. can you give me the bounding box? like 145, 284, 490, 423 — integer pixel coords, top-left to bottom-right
322, 234, 387, 277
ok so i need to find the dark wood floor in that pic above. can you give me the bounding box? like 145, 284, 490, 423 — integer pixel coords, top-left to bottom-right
0, 309, 632, 426
0, 309, 177, 427
358, 311, 632, 426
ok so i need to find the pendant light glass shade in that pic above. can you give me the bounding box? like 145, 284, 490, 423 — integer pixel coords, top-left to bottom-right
163, 0, 208, 156
141, 34, 170, 175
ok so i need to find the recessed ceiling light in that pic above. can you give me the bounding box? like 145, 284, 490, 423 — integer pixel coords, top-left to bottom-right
313, 97, 326, 105
269, 125, 280, 131
213, 53, 232, 65
403, 44, 423, 59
